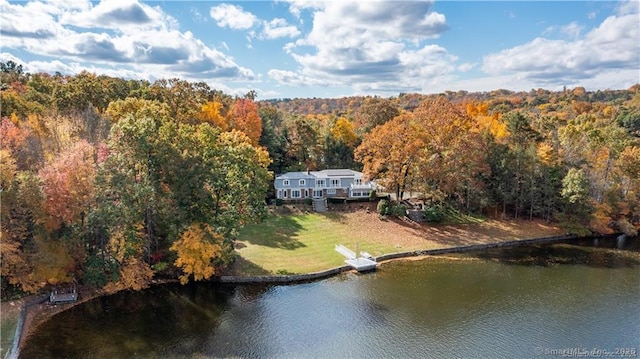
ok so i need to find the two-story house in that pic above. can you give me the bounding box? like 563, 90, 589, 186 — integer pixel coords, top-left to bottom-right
274, 169, 376, 200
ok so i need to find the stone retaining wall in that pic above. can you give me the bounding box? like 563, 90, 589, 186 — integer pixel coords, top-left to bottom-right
218, 234, 577, 284
375, 234, 576, 262
218, 265, 352, 284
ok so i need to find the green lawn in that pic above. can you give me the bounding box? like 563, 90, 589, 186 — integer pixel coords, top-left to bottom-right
233, 213, 401, 275
0, 303, 20, 358
231, 210, 564, 276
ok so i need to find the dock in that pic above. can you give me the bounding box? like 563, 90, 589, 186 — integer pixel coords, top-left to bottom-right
335, 244, 377, 272
49, 289, 78, 304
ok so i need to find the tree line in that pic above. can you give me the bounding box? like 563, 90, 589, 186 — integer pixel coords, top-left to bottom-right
1, 62, 270, 295
1, 60, 639, 295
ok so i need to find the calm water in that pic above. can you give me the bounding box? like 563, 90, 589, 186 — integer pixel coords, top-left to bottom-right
22, 241, 640, 359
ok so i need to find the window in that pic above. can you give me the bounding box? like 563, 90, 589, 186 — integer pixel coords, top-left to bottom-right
313, 190, 323, 198
283, 179, 290, 186
299, 179, 306, 186
354, 179, 362, 185
283, 190, 287, 198
331, 179, 340, 187
291, 190, 301, 198
315, 179, 325, 187
277, 190, 283, 199
327, 189, 336, 195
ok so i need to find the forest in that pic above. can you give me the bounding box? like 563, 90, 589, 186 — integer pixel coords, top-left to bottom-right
1, 60, 639, 296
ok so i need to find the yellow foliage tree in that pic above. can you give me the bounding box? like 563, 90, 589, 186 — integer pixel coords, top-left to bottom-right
197, 101, 229, 130
171, 223, 224, 285
466, 101, 508, 142
104, 225, 154, 292
330, 117, 358, 148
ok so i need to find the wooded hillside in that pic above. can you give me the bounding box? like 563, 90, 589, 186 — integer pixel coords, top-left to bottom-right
1, 61, 639, 296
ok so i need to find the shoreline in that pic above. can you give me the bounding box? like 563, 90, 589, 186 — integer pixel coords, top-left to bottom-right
217, 233, 578, 284
5, 233, 590, 357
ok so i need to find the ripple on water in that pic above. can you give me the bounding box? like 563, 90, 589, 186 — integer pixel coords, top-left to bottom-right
21, 244, 640, 359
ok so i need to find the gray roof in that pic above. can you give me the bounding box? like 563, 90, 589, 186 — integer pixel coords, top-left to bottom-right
312, 169, 362, 178
275, 169, 364, 180
275, 172, 316, 180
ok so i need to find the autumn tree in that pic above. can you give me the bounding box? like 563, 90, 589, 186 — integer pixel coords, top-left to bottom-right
39, 140, 96, 231
411, 97, 488, 209
196, 100, 229, 130
355, 113, 422, 201
284, 116, 321, 171
229, 98, 262, 146
258, 106, 287, 174
170, 223, 231, 284
354, 96, 400, 134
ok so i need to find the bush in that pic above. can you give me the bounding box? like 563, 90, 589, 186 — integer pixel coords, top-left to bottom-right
423, 206, 445, 222
369, 190, 377, 201
390, 204, 407, 218
304, 198, 313, 206
275, 198, 283, 206
377, 199, 390, 216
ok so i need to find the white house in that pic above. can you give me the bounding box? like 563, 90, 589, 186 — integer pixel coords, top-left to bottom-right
274, 169, 376, 200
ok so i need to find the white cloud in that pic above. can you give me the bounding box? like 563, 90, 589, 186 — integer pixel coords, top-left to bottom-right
482, 8, 639, 86
59, 0, 178, 31
210, 3, 257, 30
261, 18, 300, 39
267, 69, 332, 87
0, 0, 255, 82
273, 1, 451, 93
457, 63, 475, 73
560, 22, 583, 39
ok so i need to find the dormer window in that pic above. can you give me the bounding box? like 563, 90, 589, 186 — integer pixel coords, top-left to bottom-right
283, 180, 290, 186
354, 179, 362, 185
299, 179, 306, 186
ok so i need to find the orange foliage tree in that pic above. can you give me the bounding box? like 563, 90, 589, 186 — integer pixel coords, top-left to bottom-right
38, 140, 96, 231
230, 98, 262, 146
355, 113, 423, 200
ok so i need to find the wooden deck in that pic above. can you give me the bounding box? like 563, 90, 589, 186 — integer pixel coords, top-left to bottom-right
49, 290, 78, 304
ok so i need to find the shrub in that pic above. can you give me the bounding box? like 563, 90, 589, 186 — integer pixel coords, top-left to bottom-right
369, 190, 377, 201
304, 198, 313, 206
275, 198, 283, 206
390, 204, 407, 218
377, 199, 390, 216
423, 206, 445, 222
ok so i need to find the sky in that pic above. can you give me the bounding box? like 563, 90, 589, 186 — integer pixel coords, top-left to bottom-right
1, 0, 639, 100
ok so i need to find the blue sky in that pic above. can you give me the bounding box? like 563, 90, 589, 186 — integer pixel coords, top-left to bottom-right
1, 0, 638, 99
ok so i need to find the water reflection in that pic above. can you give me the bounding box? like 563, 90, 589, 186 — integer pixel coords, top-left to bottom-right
22, 240, 640, 359
469, 237, 640, 268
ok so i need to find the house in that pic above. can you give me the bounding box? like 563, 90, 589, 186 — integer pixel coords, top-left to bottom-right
274, 169, 376, 200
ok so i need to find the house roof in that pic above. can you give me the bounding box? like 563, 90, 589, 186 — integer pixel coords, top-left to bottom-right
275, 171, 316, 180
314, 169, 361, 177
275, 169, 363, 180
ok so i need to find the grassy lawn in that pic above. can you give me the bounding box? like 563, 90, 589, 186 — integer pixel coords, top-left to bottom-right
230, 210, 565, 276
0, 301, 21, 358
232, 213, 399, 275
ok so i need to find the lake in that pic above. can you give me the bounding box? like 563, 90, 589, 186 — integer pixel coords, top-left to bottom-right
22, 239, 640, 358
